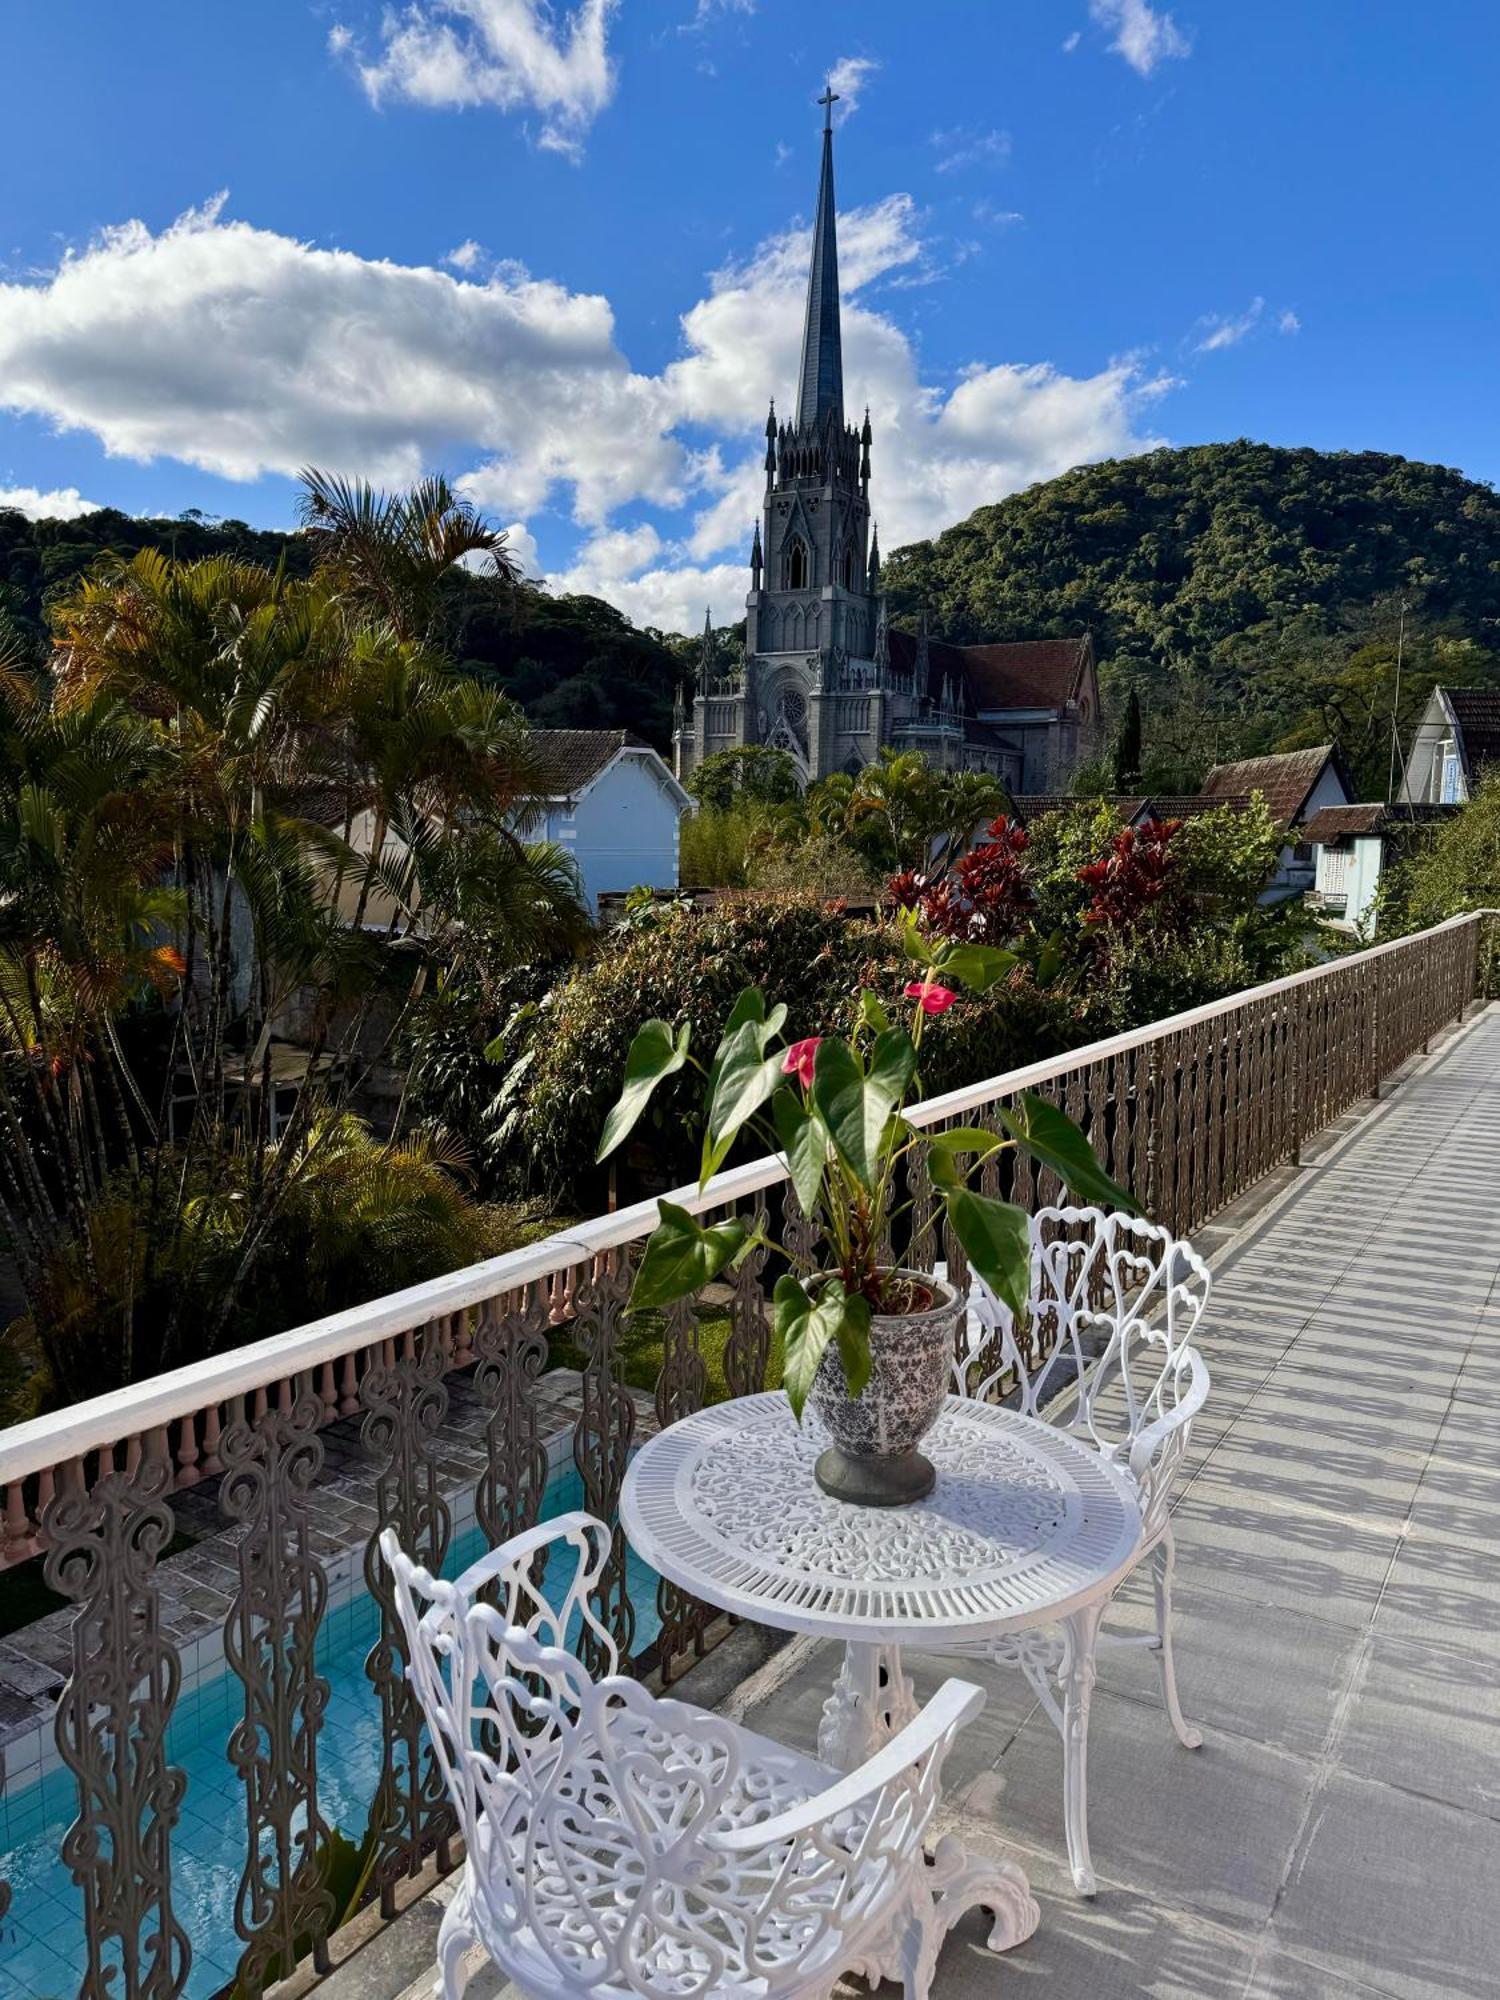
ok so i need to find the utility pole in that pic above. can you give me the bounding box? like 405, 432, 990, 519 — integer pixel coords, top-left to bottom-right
1386, 599, 1407, 806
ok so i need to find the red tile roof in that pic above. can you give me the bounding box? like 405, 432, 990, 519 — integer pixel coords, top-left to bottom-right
1446, 689, 1500, 777
887, 631, 1092, 712
1301, 801, 1461, 844
531, 729, 654, 796
1202, 746, 1340, 829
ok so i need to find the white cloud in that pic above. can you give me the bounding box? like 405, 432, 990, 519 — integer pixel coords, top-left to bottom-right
1278, 308, 1301, 335
972, 199, 1024, 229
328, 22, 354, 55
0, 189, 1174, 634
826, 56, 878, 123
930, 126, 1011, 175
1193, 298, 1259, 352
341, 0, 617, 158
1089, 0, 1191, 76
0, 483, 102, 521
445, 238, 485, 270
500, 518, 540, 575
0, 195, 683, 523
1062, 29, 1082, 53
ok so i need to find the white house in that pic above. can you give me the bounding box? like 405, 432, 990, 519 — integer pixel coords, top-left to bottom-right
1302, 802, 1461, 937
1201, 745, 1353, 901
532, 730, 689, 916
1400, 687, 1500, 805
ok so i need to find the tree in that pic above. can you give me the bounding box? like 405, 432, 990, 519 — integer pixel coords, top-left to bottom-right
686, 745, 801, 813
0, 477, 591, 1406
1378, 774, 1500, 936
1111, 687, 1143, 791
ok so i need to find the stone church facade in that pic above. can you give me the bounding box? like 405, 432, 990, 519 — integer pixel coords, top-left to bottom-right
673, 90, 1101, 795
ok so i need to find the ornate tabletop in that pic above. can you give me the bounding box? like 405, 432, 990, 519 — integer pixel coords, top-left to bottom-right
621, 1391, 1143, 1649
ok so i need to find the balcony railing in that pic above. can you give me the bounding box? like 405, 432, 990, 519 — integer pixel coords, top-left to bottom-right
0, 910, 1492, 1998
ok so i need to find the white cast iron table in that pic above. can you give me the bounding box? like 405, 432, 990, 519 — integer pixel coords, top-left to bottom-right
621, 1390, 1142, 1936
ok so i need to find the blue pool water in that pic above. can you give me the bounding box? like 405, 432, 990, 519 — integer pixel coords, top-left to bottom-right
0, 1465, 661, 2000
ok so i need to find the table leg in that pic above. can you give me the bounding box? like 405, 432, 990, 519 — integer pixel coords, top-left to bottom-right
817, 1641, 920, 1770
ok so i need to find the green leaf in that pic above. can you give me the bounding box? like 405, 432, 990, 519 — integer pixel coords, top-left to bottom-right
925, 1125, 1007, 1189
811, 1029, 919, 1193
858, 989, 893, 1036
775, 1274, 872, 1423
944, 1188, 1032, 1320
597, 1018, 689, 1162
993, 1090, 1141, 1215
700, 1021, 786, 1187
899, 911, 935, 967
631, 1200, 749, 1309
773, 1087, 828, 1218
1035, 930, 1064, 988
934, 942, 1019, 993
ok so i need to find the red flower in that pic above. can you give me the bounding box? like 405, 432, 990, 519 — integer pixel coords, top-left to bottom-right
904, 980, 957, 1016
781, 1036, 823, 1087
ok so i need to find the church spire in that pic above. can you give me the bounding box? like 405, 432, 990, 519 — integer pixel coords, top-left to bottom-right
795, 85, 845, 432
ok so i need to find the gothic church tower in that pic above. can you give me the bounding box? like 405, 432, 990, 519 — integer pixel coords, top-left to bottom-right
676, 86, 898, 784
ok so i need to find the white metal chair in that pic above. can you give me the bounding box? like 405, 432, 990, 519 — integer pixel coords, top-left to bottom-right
380, 1512, 1037, 1999
946, 1204, 1212, 1895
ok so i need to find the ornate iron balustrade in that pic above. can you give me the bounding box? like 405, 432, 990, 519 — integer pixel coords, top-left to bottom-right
0, 910, 1492, 1996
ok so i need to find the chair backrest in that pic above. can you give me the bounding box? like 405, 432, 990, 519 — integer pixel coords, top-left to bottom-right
956, 1206, 1211, 1538
380, 1512, 939, 1998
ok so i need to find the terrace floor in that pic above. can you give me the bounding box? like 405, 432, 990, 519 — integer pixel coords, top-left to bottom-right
322, 1003, 1500, 2000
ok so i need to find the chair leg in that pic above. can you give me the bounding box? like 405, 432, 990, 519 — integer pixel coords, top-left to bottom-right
434, 1876, 476, 2000
1151, 1524, 1203, 1751
1060, 1603, 1104, 1896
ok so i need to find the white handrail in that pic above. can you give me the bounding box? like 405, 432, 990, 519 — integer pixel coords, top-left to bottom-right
0, 909, 1490, 1488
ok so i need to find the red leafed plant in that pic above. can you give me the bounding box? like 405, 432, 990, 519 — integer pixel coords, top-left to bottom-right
1077, 816, 1183, 935
889, 815, 1034, 947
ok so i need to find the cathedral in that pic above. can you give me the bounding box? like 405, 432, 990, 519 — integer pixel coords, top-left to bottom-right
673, 88, 1102, 796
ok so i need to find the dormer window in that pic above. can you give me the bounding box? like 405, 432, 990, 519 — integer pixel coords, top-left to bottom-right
785, 537, 809, 590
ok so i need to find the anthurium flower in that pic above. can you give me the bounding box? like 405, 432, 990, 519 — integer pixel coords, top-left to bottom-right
904, 980, 957, 1015
781, 1036, 823, 1087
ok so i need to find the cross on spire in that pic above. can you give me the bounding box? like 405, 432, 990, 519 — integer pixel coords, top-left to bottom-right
818, 83, 839, 130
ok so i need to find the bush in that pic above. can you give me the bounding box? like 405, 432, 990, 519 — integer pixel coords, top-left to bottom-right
509, 899, 1097, 1195
679, 805, 758, 887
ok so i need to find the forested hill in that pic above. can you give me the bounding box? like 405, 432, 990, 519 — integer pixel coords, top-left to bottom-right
0, 505, 687, 745
885, 443, 1500, 790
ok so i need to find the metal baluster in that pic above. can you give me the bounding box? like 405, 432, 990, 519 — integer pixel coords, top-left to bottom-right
571, 1253, 638, 1671
473, 1285, 551, 1552
722, 1204, 772, 1398
360, 1327, 455, 1917
219, 1379, 334, 1990
654, 1292, 712, 1677
43, 1439, 192, 1999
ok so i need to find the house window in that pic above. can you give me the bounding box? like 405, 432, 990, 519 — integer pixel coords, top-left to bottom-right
785, 538, 808, 590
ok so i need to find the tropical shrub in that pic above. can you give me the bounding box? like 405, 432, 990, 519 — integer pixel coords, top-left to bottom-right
686, 745, 801, 812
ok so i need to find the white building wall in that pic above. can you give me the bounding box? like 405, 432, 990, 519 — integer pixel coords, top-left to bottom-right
1267, 761, 1351, 901
563, 753, 684, 914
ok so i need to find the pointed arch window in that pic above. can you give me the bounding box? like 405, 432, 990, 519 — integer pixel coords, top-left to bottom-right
838, 544, 853, 589
785, 537, 809, 591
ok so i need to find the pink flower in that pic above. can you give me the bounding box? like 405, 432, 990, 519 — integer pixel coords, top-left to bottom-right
782, 1036, 823, 1087
904, 980, 957, 1016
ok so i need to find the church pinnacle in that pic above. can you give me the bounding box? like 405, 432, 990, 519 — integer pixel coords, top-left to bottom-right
795, 83, 844, 431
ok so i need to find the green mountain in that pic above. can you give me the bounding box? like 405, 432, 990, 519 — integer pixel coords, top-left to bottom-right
0, 504, 687, 745
884, 442, 1500, 792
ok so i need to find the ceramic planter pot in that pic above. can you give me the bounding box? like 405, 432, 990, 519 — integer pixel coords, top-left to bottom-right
807, 1269, 961, 1506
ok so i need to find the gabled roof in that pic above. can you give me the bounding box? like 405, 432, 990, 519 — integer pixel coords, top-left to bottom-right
1301, 801, 1462, 844
1444, 688, 1500, 778
1014, 791, 1258, 828
1202, 746, 1342, 829
531, 729, 681, 803
886, 631, 1092, 714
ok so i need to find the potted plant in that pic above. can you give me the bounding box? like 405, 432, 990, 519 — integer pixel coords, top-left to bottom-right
597, 918, 1135, 1506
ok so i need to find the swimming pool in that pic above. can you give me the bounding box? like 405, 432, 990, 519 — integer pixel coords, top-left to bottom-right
0, 1463, 662, 2000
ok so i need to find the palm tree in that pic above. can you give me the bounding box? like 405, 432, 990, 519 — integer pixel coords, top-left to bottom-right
5, 502, 587, 1394
298, 469, 521, 644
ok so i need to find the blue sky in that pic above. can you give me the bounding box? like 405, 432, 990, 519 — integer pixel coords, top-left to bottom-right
0, 0, 1495, 631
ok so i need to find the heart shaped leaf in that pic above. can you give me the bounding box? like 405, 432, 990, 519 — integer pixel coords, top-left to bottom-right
597, 1017, 689, 1162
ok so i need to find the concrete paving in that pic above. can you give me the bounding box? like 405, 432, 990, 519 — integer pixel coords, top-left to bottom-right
350, 1003, 1500, 2000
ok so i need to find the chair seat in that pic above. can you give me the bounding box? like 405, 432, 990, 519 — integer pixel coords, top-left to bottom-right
464, 1712, 898, 2000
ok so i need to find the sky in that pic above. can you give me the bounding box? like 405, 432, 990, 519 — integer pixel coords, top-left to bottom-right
0, 0, 1496, 633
